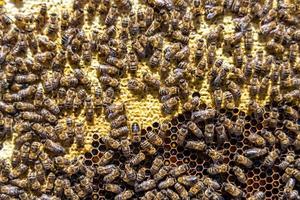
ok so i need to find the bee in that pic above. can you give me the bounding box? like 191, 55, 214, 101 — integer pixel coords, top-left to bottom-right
224, 32, 244, 47
293, 133, 300, 150
104, 184, 123, 194
162, 96, 179, 114
192, 109, 216, 122
289, 41, 298, 63
135, 179, 156, 192
110, 126, 130, 139
284, 89, 300, 103
74, 122, 85, 148
164, 43, 182, 61
143, 72, 161, 89
234, 153, 253, 168
284, 120, 299, 134
146, 131, 163, 146
207, 148, 223, 163
248, 132, 266, 147
131, 122, 141, 143
111, 115, 127, 129
207, 43, 217, 65
278, 151, 295, 170
177, 125, 188, 146
97, 164, 117, 175
260, 21, 277, 36
114, 190, 134, 200
124, 163, 137, 182
29, 141, 42, 161
154, 166, 171, 182
232, 166, 247, 184
11, 163, 29, 178
44, 139, 65, 157
187, 121, 203, 138
136, 167, 147, 183
223, 182, 244, 198
20, 111, 42, 122
206, 6, 224, 20
158, 177, 176, 189
259, 129, 276, 146
0, 185, 24, 197
183, 95, 200, 112
266, 40, 285, 55
223, 91, 235, 110
203, 124, 215, 145
185, 140, 206, 152
128, 79, 147, 94
148, 49, 162, 68
170, 164, 189, 177
129, 152, 146, 166
207, 164, 228, 175
212, 88, 223, 110
274, 130, 291, 150
99, 75, 119, 88
150, 156, 164, 175
172, 30, 189, 44
120, 138, 131, 158
215, 123, 228, 145
247, 191, 265, 200
99, 150, 114, 166
178, 175, 198, 186
207, 24, 224, 45
244, 27, 253, 51
132, 39, 146, 59
189, 179, 206, 196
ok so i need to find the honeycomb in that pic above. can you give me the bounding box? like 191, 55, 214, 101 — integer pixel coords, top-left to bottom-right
0, 0, 300, 200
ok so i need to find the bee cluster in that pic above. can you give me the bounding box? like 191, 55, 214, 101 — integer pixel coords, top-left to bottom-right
0, 0, 300, 199
85, 100, 300, 200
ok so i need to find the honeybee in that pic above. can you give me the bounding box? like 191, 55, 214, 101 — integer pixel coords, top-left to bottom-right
99, 150, 114, 166
278, 152, 295, 170
170, 164, 189, 178
111, 115, 127, 129
11, 163, 29, 178
293, 133, 300, 150
103, 168, 120, 183
114, 190, 134, 200
207, 148, 224, 163
191, 109, 216, 122
224, 32, 244, 47
248, 132, 266, 147
120, 139, 131, 158
234, 153, 253, 168
44, 139, 65, 155
158, 177, 176, 190
203, 124, 214, 145
223, 91, 235, 110
135, 179, 156, 192
131, 122, 141, 143
143, 72, 161, 89
154, 166, 171, 182
150, 155, 164, 175
162, 96, 179, 114
187, 121, 203, 139
232, 166, 247, 184
207, 43, 216, 65
97, 164, 117, 175
104, 184, 123, 194
189, 179, 205, 196
244, 27, 253, 51
178, 175, 198, 187
172, 30, 189, 44
185, 140, 206, 152
275, 130, 291, 150
213, 88, 223, 110
146, 131, 163, 146
74, 122, 85, 148
110, 126, 130, 138
207, 163, 228, 175
149, 49, 162, 68
247, 191, 265, 200
223, 182, 245, 198
128, 79, 147, 94
215, 123, 228, 145
183, 95, 200, 112
127, 51, 138, 74
136, 167, 147, 183
124, 163, 137, 182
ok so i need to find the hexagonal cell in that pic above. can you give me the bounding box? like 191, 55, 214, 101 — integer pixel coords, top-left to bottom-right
92, 149, 98, 156
171, 142, 177, 148
177, 114, 186, 123
164, 152, 171, 159
171, 118, 178, 126
177, 153, 184, 160
92, 141, 100, 148
190, 153, 197, 161
85, 152, 93, 159
171, 134, 178, 141
246, 186, 253, 193
92, 156, 99, 163
170, 156, 177, 163
146, 126, 153, 132
170, 126, 178, 134
93, 134, 99, 140
85, 160, 93, 166
152, 122, 159, 128
170, 149, 177, 155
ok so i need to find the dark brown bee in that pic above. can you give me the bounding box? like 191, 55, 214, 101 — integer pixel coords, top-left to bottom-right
207, 24, 224, 45
172, 30, 189, 44
105, 6, 118, 26
110, 126, 130, 138
143, 72, 161, 89
99, 150, 114, 166
44, 139, 65, 155
207, 6, 224, 20
289, 42, 298, 63
115, 190, 134, 200
104, 184, 123, 194
224, 32, 244, 47
207, 43, 217, 65
266, 40, 284, 55
162, 96, 179, 114
149, 49, 162, 68
223, 182, 245, 198
128, 79, 147, 94
127, 51, 138, 74
135, 179, 156, 192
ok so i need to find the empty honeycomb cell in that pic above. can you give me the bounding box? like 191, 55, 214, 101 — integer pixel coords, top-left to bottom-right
233, 108, 239, 114
141, 129, 147, 135
177, 146, 184, 152
91, 149, 98, 155
190, 161, 197, 168
260, 172, 266, 179
245, 115, 252, 122
93, 134, 99, 140
146, 126, 152, 132
272, 188, 279, 195
247, 186, 253, 193
170, 156, 177, 163
226, 111, 233, 119
245, 123, 251, 129
164, 138, 171, 144
85, 160, 93, 166
256, 123, 263, 130
196, 165, 203, 172
236, 141, 243, 148
190, 153, 198, 160
247, 179, 254, 185
177, 153, 184, 160
247, 171, 254, 178
164, 152, 171, 159
272, 173, 280, 180
229, 145, 237, 152
266, 191, 272, 197
171, 118, 178, 126
223, 157, 229, 164
171, 126, 178, 133
250, 119, 258, 126
170, 149, 177, 155
223, 142, 231, 149
177, 114, 186, 123
92, 141, 100, 148
231, 115, 237, 122
152, 122, 159, 128
266, 184, 273, 190
85, 152, 93, 159
253, 168, 261, 174
183, 149, 191, 157
92, 156, 99, 163
253, 182, 259, 189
